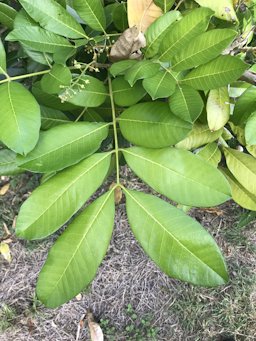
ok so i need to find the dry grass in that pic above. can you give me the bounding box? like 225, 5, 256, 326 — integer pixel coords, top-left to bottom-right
0, 170, 255, 340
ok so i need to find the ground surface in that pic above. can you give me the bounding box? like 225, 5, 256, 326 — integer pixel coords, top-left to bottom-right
0, 172, 255, 341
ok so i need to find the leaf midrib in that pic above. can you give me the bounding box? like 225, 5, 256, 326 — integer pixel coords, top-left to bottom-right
123, 149, 228, 197
21, 0, 85, 38
125, 189, 224, 280
21, 123, 109, 166
20, 152, 111, 230
44, 189, 114, 302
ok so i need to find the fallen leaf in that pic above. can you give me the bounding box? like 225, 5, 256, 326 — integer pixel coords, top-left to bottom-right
87, 311, 104, 341
127, 0, 162, 32
0, 242, 11, 262
0, 183, 10, 196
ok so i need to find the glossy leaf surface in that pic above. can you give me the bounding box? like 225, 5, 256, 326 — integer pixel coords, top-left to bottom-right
176, 124, 223, 150
142, 69, 176, 100
159, 7, 213, 61
182, 56, 248, 90
112, 77, 146, 106
123, 147, 231, 206
16, 152, 112, 240
0, 82, 40, 155
172, 29, 237, 71
169, 85, 204, 123
37, 190, 115, 308
125, 190, 228, 286
145, 10, 181, 58
224, 147, 256, 196
73, 0, 106, 32
119, 102, 192, 148
19, 0, 86, 38
18, 122, 109, 172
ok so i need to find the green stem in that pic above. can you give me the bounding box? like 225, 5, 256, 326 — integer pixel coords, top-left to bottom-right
108, 75, 120, 185
0, 69, 51, 85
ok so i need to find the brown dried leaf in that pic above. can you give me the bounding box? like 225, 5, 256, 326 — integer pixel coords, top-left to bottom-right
87, 312, 104, 341
0, 242, 11, 262
109, 26, 146, 62
127, 0, 162, 32
0, 183, 10, 196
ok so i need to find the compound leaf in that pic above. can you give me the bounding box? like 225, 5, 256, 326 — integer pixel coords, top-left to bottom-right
124, 60, 160, 86
41, 64, 72, 94
142, 69, 176, 100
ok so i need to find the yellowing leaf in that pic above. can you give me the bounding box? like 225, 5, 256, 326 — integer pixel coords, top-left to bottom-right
207, 87, 230, 131
0, 183, 10, 196
87, 312, 104, 341
127, 0, 163, 32
0, 242, 11, 262
194, 0, 238, 22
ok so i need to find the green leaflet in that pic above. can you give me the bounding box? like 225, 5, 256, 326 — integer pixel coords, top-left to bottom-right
124, 60, 160, 86
16, 152, 112, 240
153, 0, 175, 13
109, 60, 138, 77
245, 112, 256, 145
112, 77, 146, 107
0, 82, 40, 155
169, 85, 204, 123
0, 3, 17, 29
73, 0, 106, 32
18, 0, 86, 38
196, 143, 221, 168
176, 123, 223, 150
158, 7, 213, 61
36, 190, 115, 308
63, 75, 107, 107
231, 86, 256, 125
0, 150, 23, 176
172, 29, 237, 71
123, 147, 231, 207
40, 106, 70, 130
41, 64, 72, 94
6, 26, 74, 54
0, 39, 6, 74
224, 147, 256, 197
221, 167, 256, 211
118, 102, 192, 148
145, 10, 181, 58
17, 122, 110, 172
125, 190, 228, 286
182, 55, 248, 90
142, 69, 176, 100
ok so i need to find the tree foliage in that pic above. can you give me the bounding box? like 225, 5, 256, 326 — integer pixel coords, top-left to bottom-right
0, 0, 256, 308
